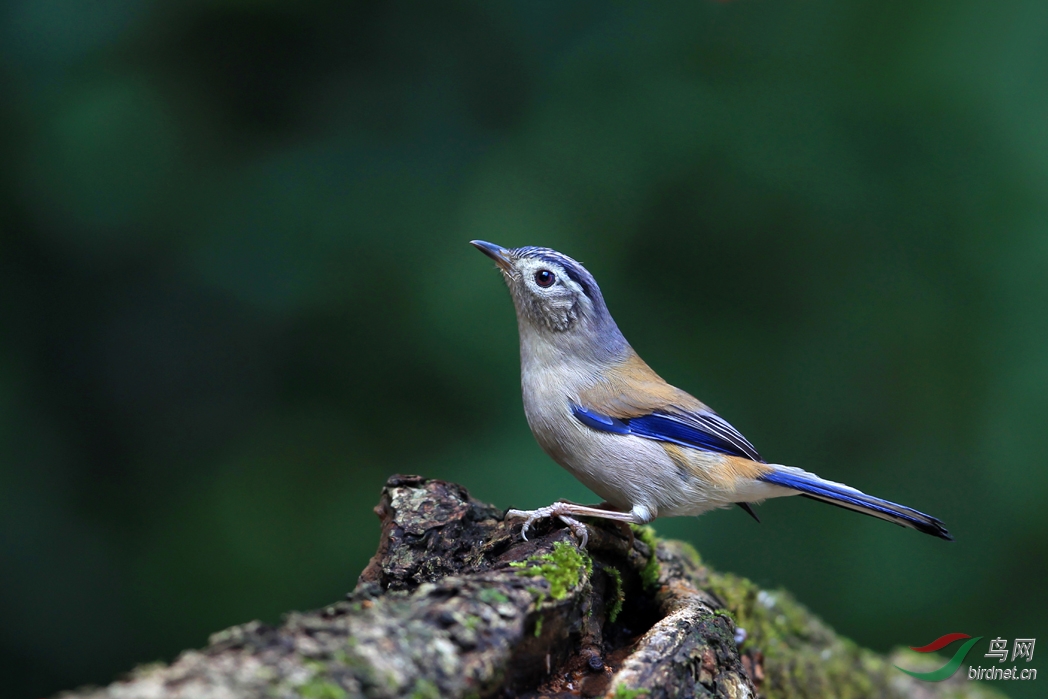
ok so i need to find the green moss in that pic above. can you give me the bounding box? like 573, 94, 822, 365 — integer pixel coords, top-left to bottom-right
331, 646, 384, 689
298, 682, 345, 699
611, 686, 650, 699
713, 608, 735, 623
533, 616, 544, 637
706, 570, 900, 699
476, 588, 509, 605
706, 571, 812, 659
631, 525, 661, 590
408, 678, 440, 699
603, 565, 625, 623
296, 660, 348, 699
511, 540, 592, 600
676, 541, 702, 567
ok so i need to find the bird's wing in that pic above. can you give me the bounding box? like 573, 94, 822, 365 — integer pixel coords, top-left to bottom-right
571, 404, 764, 462
574, 350, 764, 462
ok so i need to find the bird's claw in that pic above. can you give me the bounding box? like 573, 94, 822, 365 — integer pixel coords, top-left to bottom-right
558, 514, 589, 549
505, 505, 590, 548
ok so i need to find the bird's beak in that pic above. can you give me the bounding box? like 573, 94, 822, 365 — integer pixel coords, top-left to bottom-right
470, 240, 514, 273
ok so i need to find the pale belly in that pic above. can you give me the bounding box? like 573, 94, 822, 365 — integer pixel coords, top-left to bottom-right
519, 360, 790, 518
523, 379, 729, 517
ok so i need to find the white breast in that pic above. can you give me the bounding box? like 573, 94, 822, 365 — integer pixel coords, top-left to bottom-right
518, 345, 727, 518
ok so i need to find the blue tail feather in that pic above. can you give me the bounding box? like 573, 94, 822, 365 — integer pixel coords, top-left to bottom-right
758, 469, 953, 541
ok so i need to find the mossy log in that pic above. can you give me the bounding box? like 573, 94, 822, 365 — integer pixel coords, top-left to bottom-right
60, 475, 1006, 699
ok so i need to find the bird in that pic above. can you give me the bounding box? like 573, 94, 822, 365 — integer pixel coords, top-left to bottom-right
470, 240, 952, 547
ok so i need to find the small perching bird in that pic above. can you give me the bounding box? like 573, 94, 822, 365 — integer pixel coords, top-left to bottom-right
471, 240, 952, 547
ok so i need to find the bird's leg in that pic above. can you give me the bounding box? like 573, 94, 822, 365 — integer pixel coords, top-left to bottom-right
505, 503, 638, 549
556, 500, 638, 547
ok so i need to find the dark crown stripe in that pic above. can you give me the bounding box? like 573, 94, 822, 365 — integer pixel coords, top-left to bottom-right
516, 247, 594, 299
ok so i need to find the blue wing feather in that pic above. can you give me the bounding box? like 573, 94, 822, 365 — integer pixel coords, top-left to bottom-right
572, 406, 630, 434
570, 406, 952, 540
571, 404, 764, 462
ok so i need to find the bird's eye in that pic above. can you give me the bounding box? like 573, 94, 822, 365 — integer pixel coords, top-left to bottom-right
534, 269, 556, 288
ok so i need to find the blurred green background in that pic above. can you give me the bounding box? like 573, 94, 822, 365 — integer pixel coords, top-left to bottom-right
1, 1, 1046, 697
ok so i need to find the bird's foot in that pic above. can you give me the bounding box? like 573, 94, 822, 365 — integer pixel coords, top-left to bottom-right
506, 504, 590, 548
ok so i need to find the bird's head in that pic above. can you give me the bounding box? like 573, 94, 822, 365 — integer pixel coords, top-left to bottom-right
470, 240, 628, 361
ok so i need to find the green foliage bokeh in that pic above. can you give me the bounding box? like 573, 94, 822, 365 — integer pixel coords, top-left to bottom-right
1, 1, 1046, 697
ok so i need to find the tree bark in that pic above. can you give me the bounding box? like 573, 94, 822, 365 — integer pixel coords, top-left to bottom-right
60, 475, 1005, 699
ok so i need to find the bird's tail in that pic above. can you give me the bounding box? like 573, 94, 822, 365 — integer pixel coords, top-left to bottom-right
758, 465, 953, 541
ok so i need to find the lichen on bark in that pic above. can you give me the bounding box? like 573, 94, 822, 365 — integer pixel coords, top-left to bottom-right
57, 475, 1008, 699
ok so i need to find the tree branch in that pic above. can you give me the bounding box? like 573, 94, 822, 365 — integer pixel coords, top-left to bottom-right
59, 475, 1004, 699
